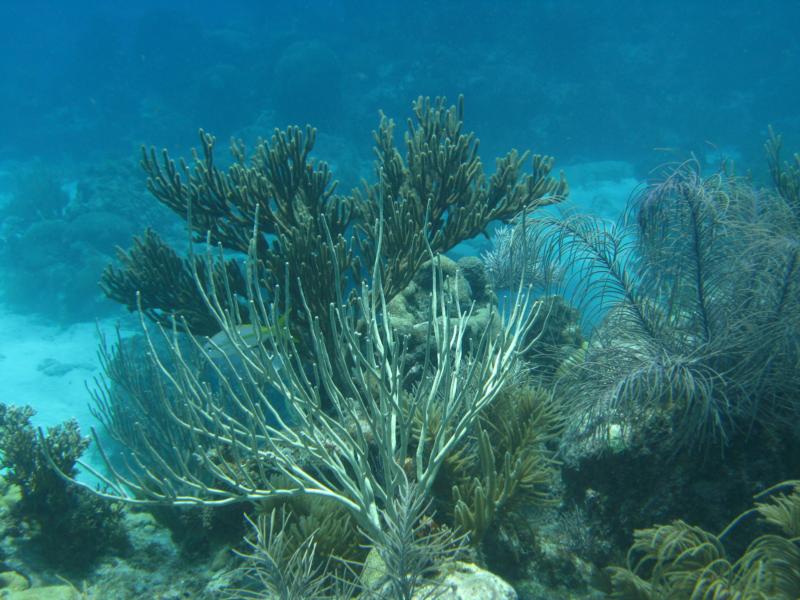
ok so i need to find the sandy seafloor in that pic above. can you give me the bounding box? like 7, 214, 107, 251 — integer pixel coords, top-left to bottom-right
0, 312, 134, 433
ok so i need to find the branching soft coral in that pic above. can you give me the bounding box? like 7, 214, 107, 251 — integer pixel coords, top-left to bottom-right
0, 403, 127, 572
102, 96, 567, 356
608, 481, 800, 599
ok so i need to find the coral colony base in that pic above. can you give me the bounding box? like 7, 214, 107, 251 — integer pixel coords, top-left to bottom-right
0, 99, 797, 599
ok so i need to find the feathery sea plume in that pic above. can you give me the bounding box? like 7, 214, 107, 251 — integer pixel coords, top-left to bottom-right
531, 160, 800, 454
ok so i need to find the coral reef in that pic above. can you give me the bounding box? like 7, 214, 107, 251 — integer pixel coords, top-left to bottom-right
386, 254, 500, 370
19, 99, 800, 599
101, 97, 566, 358
766, 126, 800, 213
482, 222, 564, 292
51, 97, 571, 597
225, 507, 357, 600
510, 137, 800, 597
445, 385, 561, 552
0, 403, 127, 573
101, 228, 246, 335
87, 240, 539, 588
607, 481, 800, 599
534, 160, 800, 456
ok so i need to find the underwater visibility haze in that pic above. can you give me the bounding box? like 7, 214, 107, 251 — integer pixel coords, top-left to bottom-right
0, 1, 799, 598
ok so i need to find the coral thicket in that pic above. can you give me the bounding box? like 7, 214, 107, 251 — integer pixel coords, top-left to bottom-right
0, 403, 127, 573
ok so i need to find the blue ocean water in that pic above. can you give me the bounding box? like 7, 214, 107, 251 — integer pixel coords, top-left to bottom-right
2, 1, 798, 168
0, 1, 799, 597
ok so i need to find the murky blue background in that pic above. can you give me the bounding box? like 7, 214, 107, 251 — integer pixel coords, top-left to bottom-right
2, 1, 798, 176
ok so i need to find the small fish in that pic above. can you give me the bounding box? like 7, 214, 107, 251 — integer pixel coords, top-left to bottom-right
204, 314, 289, 359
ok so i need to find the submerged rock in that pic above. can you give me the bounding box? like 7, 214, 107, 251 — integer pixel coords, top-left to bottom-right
387, 255, 500, 372
416, 561, 517, 600
361, 554, 516, 600
0, 571, 28, 592
1, 585, 80, 600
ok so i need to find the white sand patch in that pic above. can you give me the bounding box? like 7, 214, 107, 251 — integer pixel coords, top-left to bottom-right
0, 308, 134, 432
